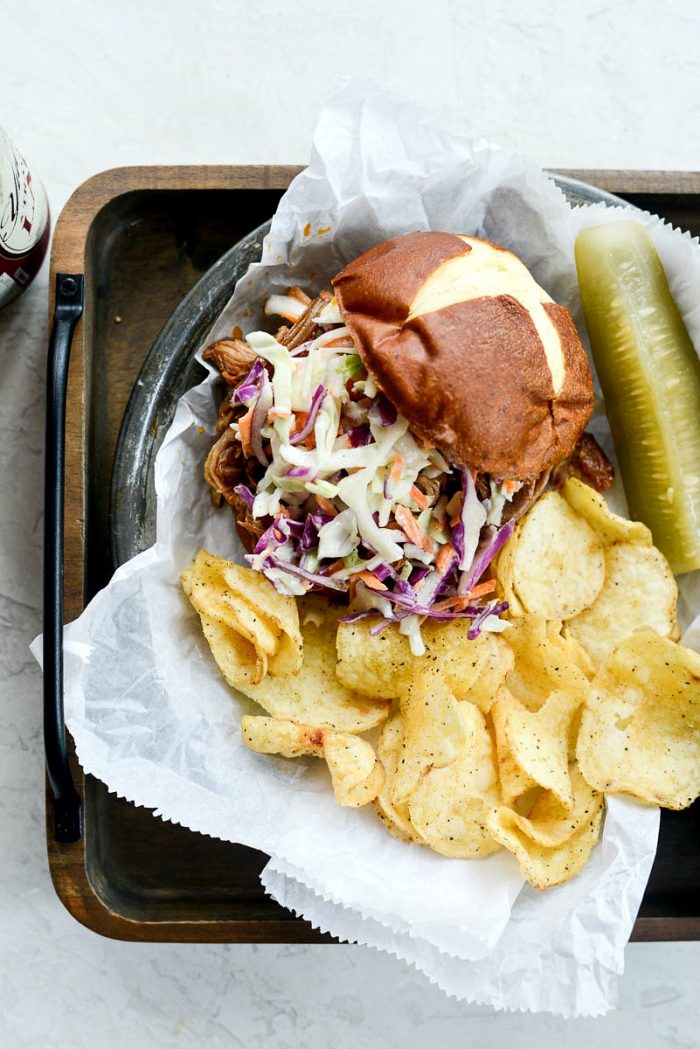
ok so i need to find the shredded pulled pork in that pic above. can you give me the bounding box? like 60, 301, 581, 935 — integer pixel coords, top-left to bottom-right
275, 292, 332, 349
202, 338, 271, 548
552, 432, 614, 493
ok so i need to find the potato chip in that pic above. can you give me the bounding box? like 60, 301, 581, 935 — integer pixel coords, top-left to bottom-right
576, 629, 700, 809
503, 614, 590, 711
490, 688, 537, 804
324, 733, 386, 807
408, 702, 501, 859
562, 477, 652, 546
494, 532, 526, 616
241, 714, 324, 757
487, 798, 603, 889
219, 562, 303, 676
374, 714, 426, 844
509, 490, 605, 619
241, 715, 384, 807
390, 668, 466, 806
196, 613, 264, 688
503, 688, 585, 809
239, 598, 389, 731
545, 621, 595, 680
336, 618, 512, 711
565, 543, 680, 667
491, 765, 604, 848
181, 551, 303, 685
459, 634, 515, 713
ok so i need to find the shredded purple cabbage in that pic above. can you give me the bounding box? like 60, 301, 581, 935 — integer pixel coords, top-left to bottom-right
369, 618, 392, 636
290, 384, 326, 445
233, 483, 255, 510
250, 381, 273, 465
233, 358, 265, 404
467, 600, 509, 640
262, 555, 347, 592
463, 520, 515, 593
301, 510, 333, 551
372, 393, 398, 427
347, 424, 373, 447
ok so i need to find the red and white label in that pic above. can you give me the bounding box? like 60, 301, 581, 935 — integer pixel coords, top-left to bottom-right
0, 127, 50, 306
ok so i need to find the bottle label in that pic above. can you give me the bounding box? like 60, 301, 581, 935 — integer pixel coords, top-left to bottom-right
0, 130, 49, 259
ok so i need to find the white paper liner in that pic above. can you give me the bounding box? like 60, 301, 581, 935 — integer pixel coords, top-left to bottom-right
261, 794, 658, 1019
31, 78, 700, 1016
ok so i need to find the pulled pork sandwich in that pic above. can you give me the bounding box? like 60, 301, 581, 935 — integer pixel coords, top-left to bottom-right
203, 231, 609, 654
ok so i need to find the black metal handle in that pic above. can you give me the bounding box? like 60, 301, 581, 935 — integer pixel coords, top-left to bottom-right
44, 274, 85, 843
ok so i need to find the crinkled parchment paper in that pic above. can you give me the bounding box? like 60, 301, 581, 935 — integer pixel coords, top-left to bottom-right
35, 78, 700, 1016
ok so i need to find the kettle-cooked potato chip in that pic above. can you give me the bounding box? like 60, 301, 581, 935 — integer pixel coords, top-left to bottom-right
494, 532, 526, 616
181, 551, 303, 685
562, 477, 652, 546
576, 629, 700, 809
487, 797, 603, 889
324, 733, 386, 807
219, 561, 304, 677
503, 614, 590, 711
508, 490, 605, 619
195, 612, 265, 688
241, 715, 384, 807
490, 765, 603, 849
408, 702, 501, 859
545, 621, 595, 680
565, 543, 680, 668
239, 598, 390, 731
498, 688, 586, 810
336, 617, 512, 710
241, 714, 325, 757
391, 668, 466, 806
374, 714, 426, 844
491, 688, 537, 805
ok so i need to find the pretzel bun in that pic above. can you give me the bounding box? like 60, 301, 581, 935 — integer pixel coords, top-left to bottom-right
332, 232, 594, 479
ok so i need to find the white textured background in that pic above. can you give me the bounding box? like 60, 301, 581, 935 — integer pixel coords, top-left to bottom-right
2, 1, 700, 1045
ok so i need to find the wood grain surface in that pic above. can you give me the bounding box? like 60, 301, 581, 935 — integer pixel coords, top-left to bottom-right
47, 165, 700, 942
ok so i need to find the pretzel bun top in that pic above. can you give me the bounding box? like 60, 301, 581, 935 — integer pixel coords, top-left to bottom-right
332, 231, 593, 478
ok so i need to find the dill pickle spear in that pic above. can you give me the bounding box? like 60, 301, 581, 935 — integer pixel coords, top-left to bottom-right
575, 219, 700, 574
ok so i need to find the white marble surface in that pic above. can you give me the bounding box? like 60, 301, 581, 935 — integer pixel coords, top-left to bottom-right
1, 1, 700, 1044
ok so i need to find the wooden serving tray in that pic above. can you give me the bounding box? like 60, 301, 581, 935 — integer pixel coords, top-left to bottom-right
48, 165, 700, 942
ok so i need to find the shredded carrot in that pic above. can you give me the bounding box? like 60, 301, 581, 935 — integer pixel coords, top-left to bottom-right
469, 579, 497, 600
348, 576, 358, 602
502, 478, 521, 496
436, 541, 455, 575
410, 485, 429, 511
394, 505, 434, 554
237, 407, 254, 457
315, 495, 338, 517
324, 335, 355, 349
356, 571, 388, 591
291, 411, 308, 437
431, 594, 473, 613
430, 580, 496, 613
390, 455, 404, 484
325, 559, 346, 575
449, 495, 463, 527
